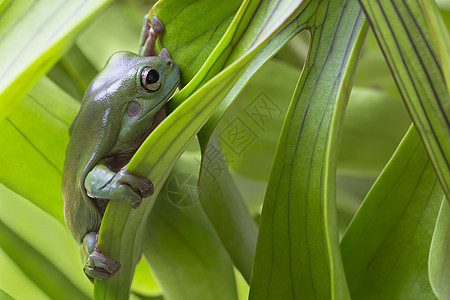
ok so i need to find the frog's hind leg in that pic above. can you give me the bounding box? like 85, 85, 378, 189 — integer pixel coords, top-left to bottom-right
138, 14, 151, 55
81, 232, 120, 281
140, 15, 169, 57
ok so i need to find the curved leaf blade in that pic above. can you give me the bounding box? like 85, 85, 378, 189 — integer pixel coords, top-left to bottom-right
249, 1, 366, 298
0, 0, 111, 121
357, 0, 450, 201
341, 126, 443, 299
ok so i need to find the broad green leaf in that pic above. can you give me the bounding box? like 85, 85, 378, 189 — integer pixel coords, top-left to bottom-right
143, 153, 238, 300
151, 0, 243, 86
0, 0, 112, 121
357, 0, 450, 201
429, 198, 450, 299
94, 0, 309, 296
249, 1, 366, 298
198, 135, 258, 282
341, 126, 443, 299
0, 76, 78, 223
0, 184, 91, 299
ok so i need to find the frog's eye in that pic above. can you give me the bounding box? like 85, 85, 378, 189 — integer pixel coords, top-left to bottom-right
141, 67, 161, 92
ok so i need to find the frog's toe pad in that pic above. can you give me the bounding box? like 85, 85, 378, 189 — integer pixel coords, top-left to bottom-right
151, 16, 164, 34
140, 181, 154, 198
84, 249, 120, 281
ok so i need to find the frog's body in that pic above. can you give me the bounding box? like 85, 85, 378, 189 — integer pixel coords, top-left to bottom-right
62, 16, 179, 281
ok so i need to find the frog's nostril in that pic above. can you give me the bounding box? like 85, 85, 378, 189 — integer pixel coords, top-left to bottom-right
166, 61, 173, 67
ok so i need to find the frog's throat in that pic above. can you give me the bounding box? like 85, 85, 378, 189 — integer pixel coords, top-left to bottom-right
138, 82, 178, 121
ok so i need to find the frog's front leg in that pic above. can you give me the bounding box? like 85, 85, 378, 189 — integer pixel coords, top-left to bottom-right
85, 162, 154, 209
81, 232, 120, 281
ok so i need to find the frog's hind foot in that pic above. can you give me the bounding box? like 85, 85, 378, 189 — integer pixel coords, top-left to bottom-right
140, 15, 168, 57
82, 232, 120, 282
84, 249, 121, 282
150, 16, 164, 35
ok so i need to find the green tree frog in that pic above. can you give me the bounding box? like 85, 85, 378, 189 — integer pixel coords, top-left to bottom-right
62, 16, 180, 281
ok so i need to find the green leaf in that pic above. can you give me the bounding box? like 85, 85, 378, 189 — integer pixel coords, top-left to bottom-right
0, 184, 91, 299
198, 136, 258, 283
0, 76, 78, 223
249, 1, 366, 298
0, 220, 89, 300
341, 126, 443, 299
151, 0, 243, 86
142, 153, 238, 300
429, 198, 450, 299
357, 0, 450, 201
0, 0, 112, 122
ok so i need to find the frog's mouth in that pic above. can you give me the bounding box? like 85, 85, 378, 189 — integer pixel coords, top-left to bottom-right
138, 82, 179, 121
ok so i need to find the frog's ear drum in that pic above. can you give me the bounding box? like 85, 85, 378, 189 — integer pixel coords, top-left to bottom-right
141, 67, 161, 92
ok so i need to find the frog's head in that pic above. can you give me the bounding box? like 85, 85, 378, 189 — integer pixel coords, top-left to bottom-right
87, 51, 180, 123
82, 51, 180, 153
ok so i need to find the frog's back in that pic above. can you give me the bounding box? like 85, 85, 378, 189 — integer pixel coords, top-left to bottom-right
62, 116, 105, 244
62, 83, 124, 244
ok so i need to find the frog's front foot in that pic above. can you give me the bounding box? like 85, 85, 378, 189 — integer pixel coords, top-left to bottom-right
85, 164, 154, 209
82, 232, 120, 281
109, 169, 154, 208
